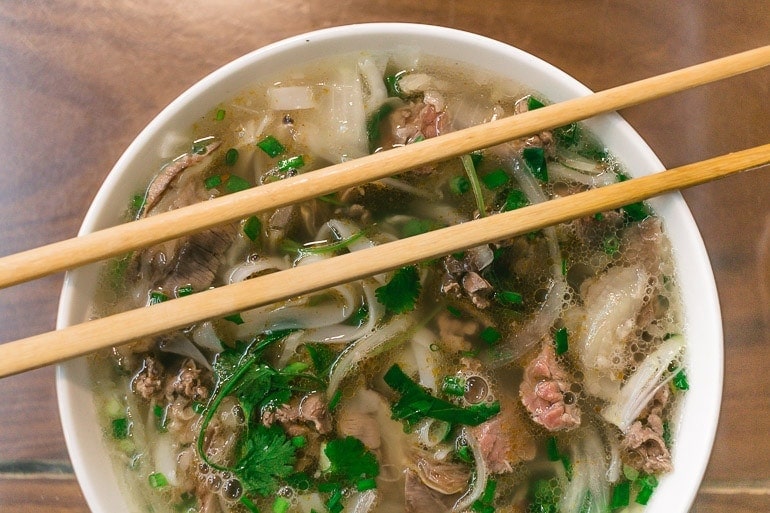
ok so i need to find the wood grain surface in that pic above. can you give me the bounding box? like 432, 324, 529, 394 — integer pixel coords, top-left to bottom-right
1, 1, 769, 512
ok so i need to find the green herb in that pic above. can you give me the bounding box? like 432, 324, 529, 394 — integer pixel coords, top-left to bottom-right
480, 326, 501, 346
673, 368, 689, 390
191, 402, 205, 414
402, 218, 441, 238
240, 496, 260, 513
553, 122, 580, 148
367, 102, 395, 151
384, 72, 405, 97
441, 376, 466, 397
288, 229, 366, 256
522, 147, 548, 182
273, 496, 291, 513
356, 477, 377, 491
634, 474, 658, 505
324, 436, 380, 486
214, 108, 226, 121
446, 304, 463, 318
461, 154, 487, 216
149, 291, 168, 305
662, 420, 672, 447
449, 176, 471, 196
277, 155, 305, 172
192, 140, 210, 155
204, 175, 223, 189
375, 266, 421, 314
554, 327, 569, 355
616, 174, 651, 221
561, 258, 568, 276
545, 436, 560, 461
497, 290, 523, 306
130, 194, 146, 216
472, 478, 497, 513
243, 215, 262, 242
456, 444, 473, 463
470, 150, 484, 167
328, 389, 343, 411
304, 343, 335, 377
481, 168, 510, 190
111, 417, 129, 439
326, 485, 344, 513
224, 313, 244, 325
258, 135, 286, 157
610, 480, 630, 510
148, 472, 168, 489
226, 175, 251, 193
237, 424, 297, 496
291, 435, 307, 448
528, 478, 559, 513
561, 453, 573, 481
176, 284, 194, 297
153, 404, 168, 432
527, 96, 545, 110
502, 189, 528, 211
384, 364, 500, 427
225, 148, 239, 166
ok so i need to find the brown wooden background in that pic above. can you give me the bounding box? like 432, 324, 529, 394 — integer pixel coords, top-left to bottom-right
1, 1, 769, 511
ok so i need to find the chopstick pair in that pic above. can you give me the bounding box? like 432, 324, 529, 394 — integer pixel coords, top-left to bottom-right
0, 45, 770, 378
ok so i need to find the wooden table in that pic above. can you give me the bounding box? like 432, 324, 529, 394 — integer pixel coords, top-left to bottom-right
1, 1, 768, 511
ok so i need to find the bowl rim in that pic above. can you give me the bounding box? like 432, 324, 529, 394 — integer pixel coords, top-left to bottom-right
56, 22, 723, 513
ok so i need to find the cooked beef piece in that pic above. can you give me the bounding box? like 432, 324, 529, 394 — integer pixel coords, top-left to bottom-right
404, 468, 457, 512
410, 447, 470, 495
520, 341, 581, 431
441, 245, 496, 309
132, 355, 165, 400
621, 386, 673, 474
261, 392, 332, 437
468, 394, 537, 473
164, 358, 210, 402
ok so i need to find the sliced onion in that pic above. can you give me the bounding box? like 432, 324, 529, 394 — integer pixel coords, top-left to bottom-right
453, 428, 489, 512
548, 161, 617, 187
158, 334, 212, 371
191, 321, 223, 353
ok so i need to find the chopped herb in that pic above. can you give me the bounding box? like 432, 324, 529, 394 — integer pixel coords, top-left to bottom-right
480, 326, 501, 345
384, 71, 406, 97
502, 189, 528, 211
441, 376, 466, 397
328, 389, 343, 411
326, 485, 344, 513
367, 102, 395, 151
522, 147, 548, 182
131, 194, 146, 216
545, 436, 560, 461
356, 477, 377, 491
429, 343, 440, 352
215, 108, 226, 121
226, 175, 251, 193
634, 474, 658, 505
273, 496, 291, 513
111, 417, 129, 439
472, 478, 497, 513
561, 453, 573, 480
461, 154, 487, 217
204, 174, 223, 189
450, 175, 471, 195
470, 150, 484, 167
153, 404, 168, 432
553, 122, 580, 148
225, 148, 239, 166
149, 291, 168, 305
236, 424, 297, 496
324, 436, 380, 486
176, 285, 194, 297
192, 140, 210, 155
554, 327, 569, 355
662, 420, 672, 447
384, 364, 500, 427
148, 472, 168, 489
375, 266, 421, 314
224, 313, 245, 325
446, 305, 463, 318
527, 96, 545, 110
240, 496, 260, 513
456, 444, 473, 463
616, 174, 651, 221
344, 303, 369, 327
243, 215, 262, 242
258, 135, 286, 157
673, 369, 689, 390
496, 290, 523, 306
277, 155, 305, 172
561, 258, 568, 276
481, 168, 510, 190
304, 343, 335, 377
594, 212, 605, 221
529, 478, 559, 513
402, 218, 441, 238
610, 480, 630, 510
291, 435, 307, 448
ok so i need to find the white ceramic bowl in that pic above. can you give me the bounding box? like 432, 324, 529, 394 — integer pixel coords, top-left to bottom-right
57, 23, 722, 513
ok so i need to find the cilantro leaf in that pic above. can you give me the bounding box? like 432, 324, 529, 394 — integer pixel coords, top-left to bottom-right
375, 266, 421, 314
324, 436, 380, 485
384, 364, 500, 427
236, 424, 297, 496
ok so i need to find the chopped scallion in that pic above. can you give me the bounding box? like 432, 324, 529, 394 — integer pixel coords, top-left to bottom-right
527, 96, 545, 110
610, 480, 630, 509
204, 175, 222, 189
673, 369, 689, 390
554, 327, 569, 355
149, 291, 168, 305
176, 284, 194, 297
257, 135, 286, 157
273, 496, 291, 513
148, 472, 168, 489
277, 155, 305, 172
441, 376, 466, 397
497, 290, 523, 306
522, 147, 548, 182
111, 417, 129, 439
224, 313, 244, 325
215, 108, 226, 121
225, 148, 239, 166
480, 326, 501, 346
356, 477, 377, 491
450, 175, 471, 195
481, 168, 510, 190
291, 435, 307, 448
225, 175, 251, 193
243, 215, 262, 242
502, 189, 528, 211
545, 436, 560, 461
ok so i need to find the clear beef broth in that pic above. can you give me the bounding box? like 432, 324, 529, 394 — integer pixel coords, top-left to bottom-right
89, 52, 686, 513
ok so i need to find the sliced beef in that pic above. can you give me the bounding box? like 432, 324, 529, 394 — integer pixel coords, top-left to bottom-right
404, 468, 457, 513
261, 392, 332, 437
411, 447, 470, 495
621, 386, 673, 474
441, 244, 496, 309
132, 355, 165, 400
519, 341, 581, 431
164, 358, 210, 402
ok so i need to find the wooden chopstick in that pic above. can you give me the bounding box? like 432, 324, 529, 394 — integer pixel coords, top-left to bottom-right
0, 45, 769, 290
1, 143, 769, 378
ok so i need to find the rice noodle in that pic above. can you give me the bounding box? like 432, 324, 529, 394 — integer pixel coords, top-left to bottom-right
548, 161, 618, 187
452, 428, 489, 512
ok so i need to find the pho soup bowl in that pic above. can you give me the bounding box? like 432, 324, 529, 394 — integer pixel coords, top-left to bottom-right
57, 23, 722, 513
